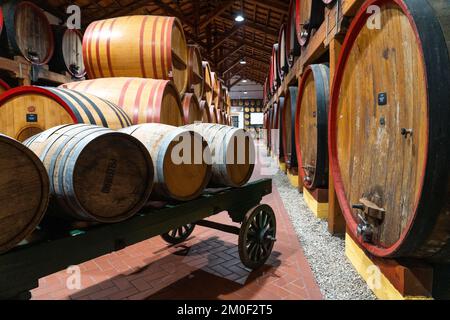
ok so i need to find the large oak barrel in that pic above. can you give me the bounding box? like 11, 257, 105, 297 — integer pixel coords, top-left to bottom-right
61, 77, 183, 126
202, 61, 213, 107
271, 44, 281, 92
212, 72, 222, 108
286, 0, 301, 67
0, 133, 49, 253
24, 124, 154, 222
0, 86, 131, 141
83, 16, 188, 95
182, 93, 202, 124
277, 97, 285, 162
208, 104, 218, 123
187, 45, 204, 99
296, 64, 329, 190
295, 0, 325, 46
184, 123, 255, 187
282, 86, 298, 172
199, 100, 210, 123
120, 124, 212, 201
329, 0, 450, 262
49, 26, 85, 79
277, 24, 289, 80
1, 1, 54, 64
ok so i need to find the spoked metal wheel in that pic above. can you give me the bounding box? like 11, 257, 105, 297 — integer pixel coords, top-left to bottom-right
161, 224, 195, 244
238, 204, 276, 269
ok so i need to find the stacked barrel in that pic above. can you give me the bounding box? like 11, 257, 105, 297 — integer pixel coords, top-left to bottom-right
263, 0, 450, 270
0, 7, 253, 255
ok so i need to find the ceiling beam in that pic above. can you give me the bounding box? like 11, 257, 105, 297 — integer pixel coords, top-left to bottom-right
198, 0, 236, 29
217, 43, 245, 65
153, 0, 195, 28
216, 16, 279, 38
245, 0, 289, 14
230, 76, 244, 88
211, 23, 242, 51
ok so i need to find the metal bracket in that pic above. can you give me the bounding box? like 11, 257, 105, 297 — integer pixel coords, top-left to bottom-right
353, 198, 386, 243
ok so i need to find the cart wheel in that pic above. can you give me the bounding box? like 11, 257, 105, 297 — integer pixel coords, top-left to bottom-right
238, 204, 276, 269
161, 224, 195, 244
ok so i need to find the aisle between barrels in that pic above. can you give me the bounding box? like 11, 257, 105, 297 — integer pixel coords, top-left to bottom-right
31, 140, 322, 300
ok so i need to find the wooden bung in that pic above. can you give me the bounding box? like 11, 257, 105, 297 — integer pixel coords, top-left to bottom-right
329, 0, 450, 262
0, 86, 131, 141
61, 77, 183, 126
120, 123, 212, 201
181, 93, 202, 124
184, 123, 255, 187
0, 133, 49, 254
83, 16, 188, 95
24, 124, 154, 222
295, 64, 330, 190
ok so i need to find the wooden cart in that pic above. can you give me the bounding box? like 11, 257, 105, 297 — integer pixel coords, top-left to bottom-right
0, 178, 276, 300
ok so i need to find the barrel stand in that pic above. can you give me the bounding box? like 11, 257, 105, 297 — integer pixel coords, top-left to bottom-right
0, 179, 276, 300
345, 232, 450, 300
303, 188, 329, 220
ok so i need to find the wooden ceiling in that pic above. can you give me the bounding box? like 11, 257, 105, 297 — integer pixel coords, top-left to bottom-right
36, 0, 288, 86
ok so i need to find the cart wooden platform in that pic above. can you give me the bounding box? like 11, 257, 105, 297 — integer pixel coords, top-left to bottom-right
0, 178, 275, 300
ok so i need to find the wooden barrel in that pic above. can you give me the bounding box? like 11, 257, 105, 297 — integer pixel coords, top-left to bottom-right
282, 86, 298, 171
212, 73, 222, 108
24, 124, 154, 222
322, 0, 336, 5
0, 7, 3, 36
187, 45, 204, 99
83, 16, 188, 95
286, 0, 301, 67
278, 97, 285, 161
2, 0, 54, 65
329, 0, 450, 262
182, 93, 202, 124
295, 64, 329, 190
0, 86, 131, 141
0, 79, 10, 94
208, 104, 218, 123
263, 77, 269, 105
184, 123, 255, 187
1, 1, 54, 64
202, 61, 213, 107
61, 78, 183, 126
0, 133, 49, 253
120, 124, 212, 201
49, 26, 85, 79
199, 100, 210, 123
271, 44, 281, 92
277, 24, 289, 80
295, 0, 325, 46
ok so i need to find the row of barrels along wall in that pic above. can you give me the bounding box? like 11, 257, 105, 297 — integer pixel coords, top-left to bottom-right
265, 0, 328, 101
264, 0, 450, 264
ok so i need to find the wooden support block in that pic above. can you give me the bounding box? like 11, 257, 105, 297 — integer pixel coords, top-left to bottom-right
303, 187, 329, 220
279, 161, 286, 173
287, 170, 298, 188
345, 233, 434, 300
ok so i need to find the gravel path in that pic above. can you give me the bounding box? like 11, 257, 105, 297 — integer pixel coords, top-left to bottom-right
272, 170, 376, 300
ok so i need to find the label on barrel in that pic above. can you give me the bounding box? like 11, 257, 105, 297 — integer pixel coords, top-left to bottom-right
26, 114, 38, 122
378, 93, 387, 105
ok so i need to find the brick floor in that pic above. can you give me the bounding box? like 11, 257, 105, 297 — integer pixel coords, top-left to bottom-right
31, 141, 322, 300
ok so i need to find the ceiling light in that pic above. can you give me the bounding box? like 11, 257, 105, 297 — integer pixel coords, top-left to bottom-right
244, 91, 248, 95
235, 14, 245, 22
242, 79, 247, 83
239, 59, 247, 65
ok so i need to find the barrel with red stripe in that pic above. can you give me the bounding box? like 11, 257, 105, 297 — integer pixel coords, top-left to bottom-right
61, 77, 183, 126
0, 79, 10, 94
0, 86, 131, 141
181, 93, 202, 124
83, 16, 188, 95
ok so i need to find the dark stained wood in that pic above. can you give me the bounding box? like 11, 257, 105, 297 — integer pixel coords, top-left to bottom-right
329, 0, 450, 261
282, 86, 298, 171
0, 133, 49, 254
